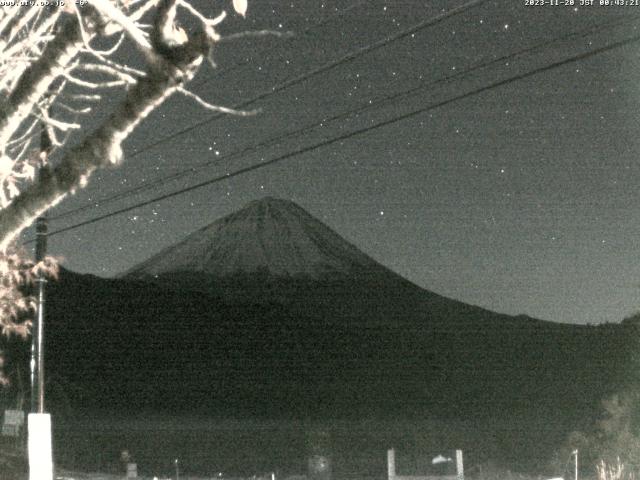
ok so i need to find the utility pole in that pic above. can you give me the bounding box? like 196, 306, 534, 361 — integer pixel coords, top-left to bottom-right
34, 215, 47, 413
30, 105, 52, 414
28, 112, 53, 480
30, 215, 47, 414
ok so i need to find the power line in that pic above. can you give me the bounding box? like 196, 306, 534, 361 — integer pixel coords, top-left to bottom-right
48, 0, 489, 220
26, 31, 640, 244
48, 2, 370, 222
49, 13, 640, 222
124, 0, 488, 158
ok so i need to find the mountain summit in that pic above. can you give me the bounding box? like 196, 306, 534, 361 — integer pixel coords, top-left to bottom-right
123, 197, 384, 280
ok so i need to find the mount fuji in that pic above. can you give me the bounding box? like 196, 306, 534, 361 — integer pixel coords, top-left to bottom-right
1, 196, 633, 474
123, 197, 385, 281
8, 197, 633, 428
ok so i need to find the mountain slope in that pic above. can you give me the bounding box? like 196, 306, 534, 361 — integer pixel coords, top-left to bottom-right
123, 197, 387, 281
38, 267, 633, 419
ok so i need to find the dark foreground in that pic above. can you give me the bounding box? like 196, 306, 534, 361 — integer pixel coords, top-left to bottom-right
50, 415, 573, 479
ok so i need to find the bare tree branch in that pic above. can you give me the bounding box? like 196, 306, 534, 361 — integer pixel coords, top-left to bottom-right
177, 87, 258, 116
0, 0, 253, 335
0, 0, 222, 250
0, 14, 94, 150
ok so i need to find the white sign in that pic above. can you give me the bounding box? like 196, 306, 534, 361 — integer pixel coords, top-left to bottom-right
2, 409, 25, 437
126, 463, 138, 478
4, 409, 24, 425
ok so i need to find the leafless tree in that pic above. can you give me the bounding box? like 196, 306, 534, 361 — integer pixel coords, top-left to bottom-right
0, 0, 254, 351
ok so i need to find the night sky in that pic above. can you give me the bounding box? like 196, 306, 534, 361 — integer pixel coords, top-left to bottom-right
24, 0, 640, 325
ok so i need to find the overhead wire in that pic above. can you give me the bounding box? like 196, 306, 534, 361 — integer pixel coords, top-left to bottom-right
46, 0, 485, 222
45, 0, 492, 222
30, 2, 371, 209
24, 29, 640, 244
123, 0, 489, 159
48, 12, 640, 223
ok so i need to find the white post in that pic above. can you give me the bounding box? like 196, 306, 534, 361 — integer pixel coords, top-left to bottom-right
574, 449, 578, 480
455, 450, 463, 480
387, 449, 396, 480
28, 413, 53, 480
126, 463, 138, 478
